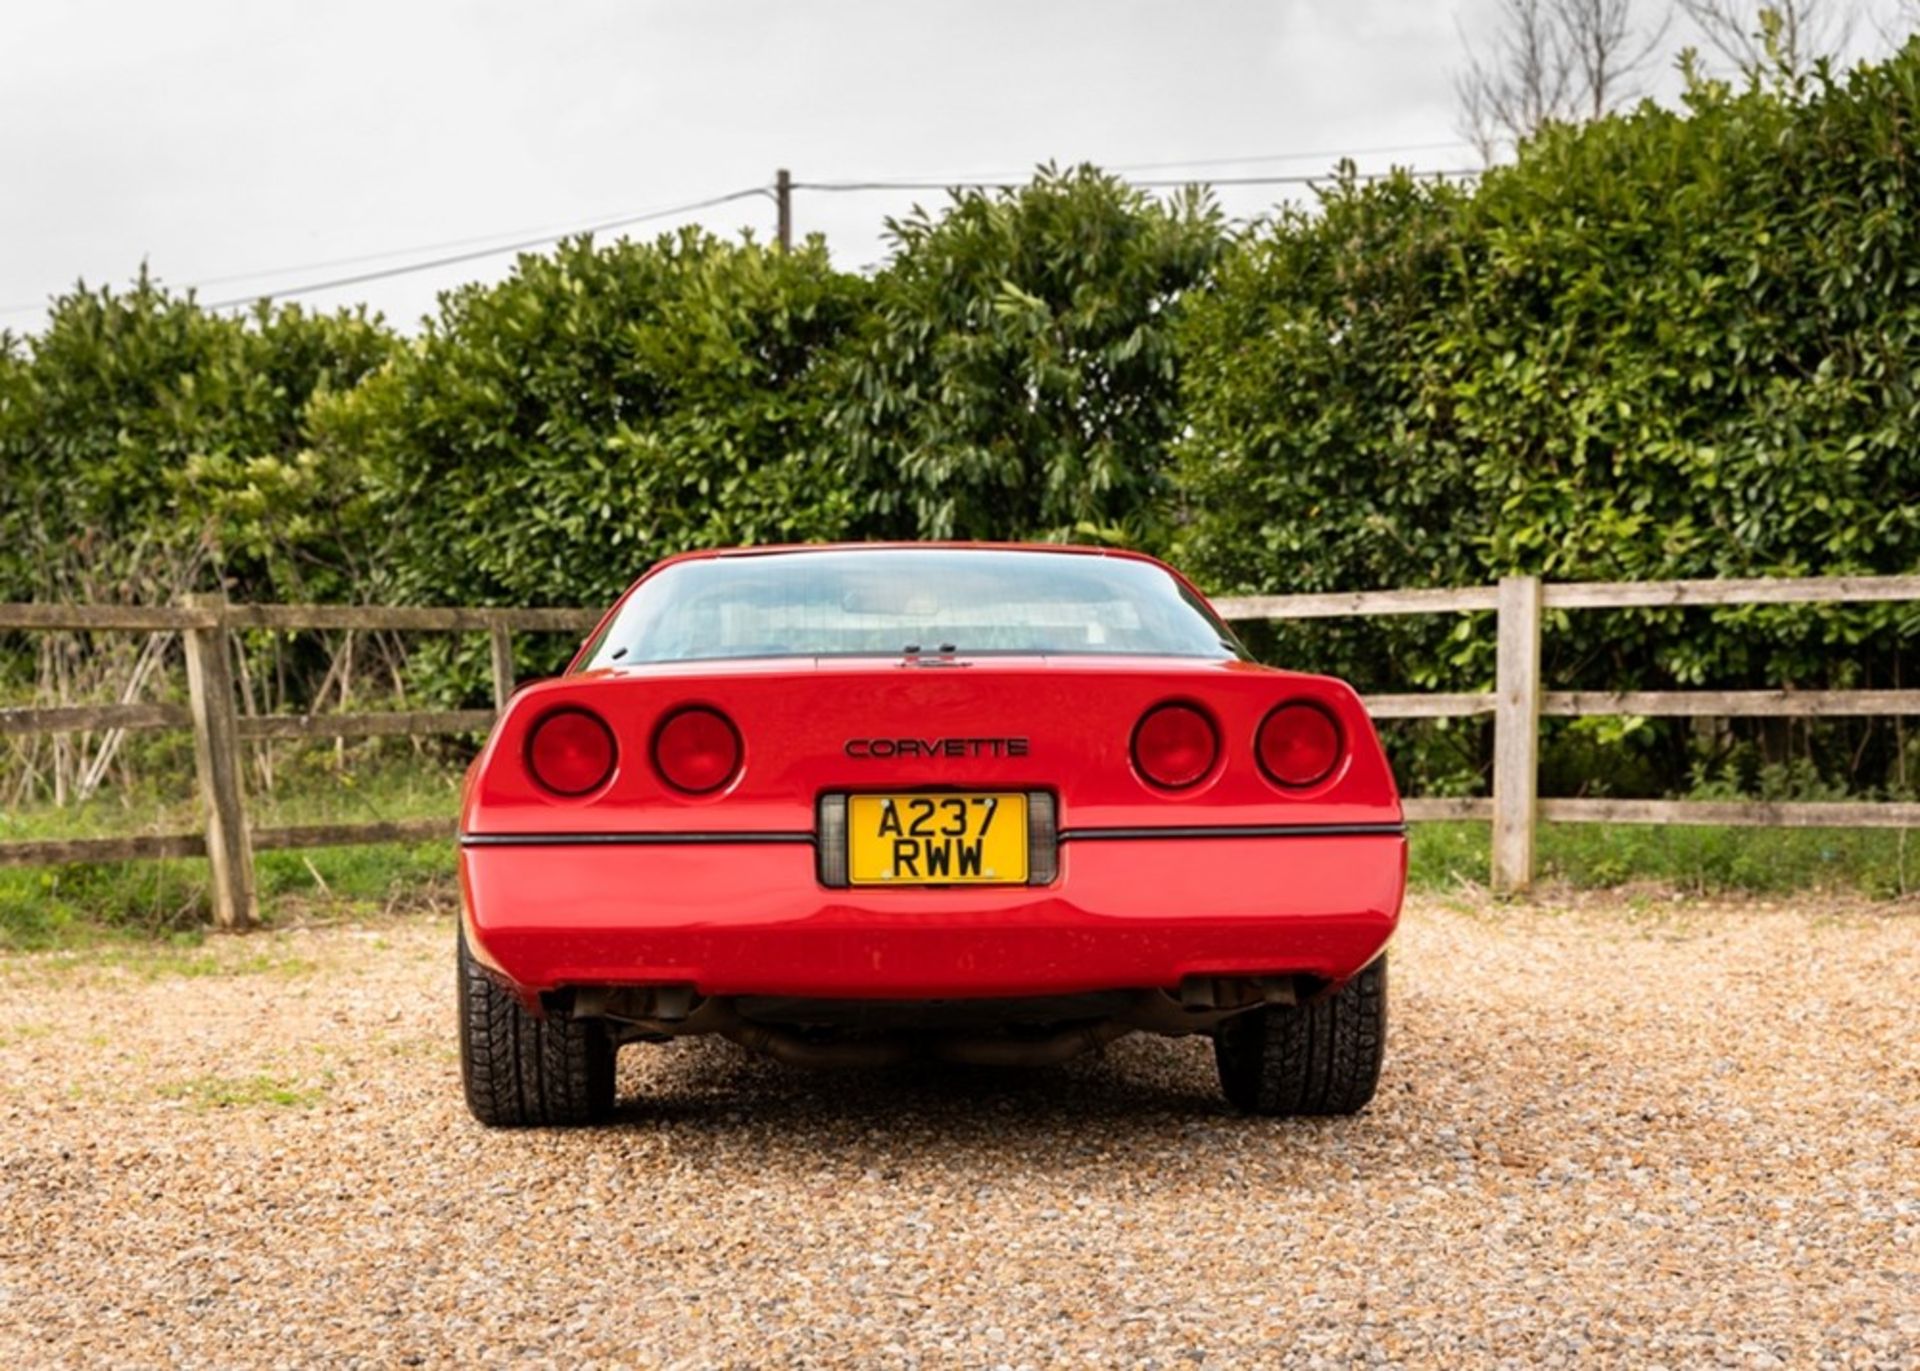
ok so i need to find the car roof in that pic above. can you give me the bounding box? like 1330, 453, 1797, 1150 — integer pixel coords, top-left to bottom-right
633, 542, 1206, 603
651, 541, 1174, 568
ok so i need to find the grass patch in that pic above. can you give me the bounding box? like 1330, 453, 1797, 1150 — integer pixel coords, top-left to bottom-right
26, 945, 321, 983
158, 1071, 329, 1111
0, 841, 455, 949
0, 1022, 53, 1049
1410, 820, 1913, 898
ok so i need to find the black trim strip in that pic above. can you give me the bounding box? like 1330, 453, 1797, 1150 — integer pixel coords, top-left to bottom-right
461, 831, 813, 847
462, 822, 1405, 848
1060, 822, 1405, 841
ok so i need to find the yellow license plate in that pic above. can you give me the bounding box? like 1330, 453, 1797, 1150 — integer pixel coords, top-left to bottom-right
847, 793, 1028, 885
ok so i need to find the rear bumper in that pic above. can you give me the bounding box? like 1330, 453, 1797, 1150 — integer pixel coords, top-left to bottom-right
460, 832, 1404, 1001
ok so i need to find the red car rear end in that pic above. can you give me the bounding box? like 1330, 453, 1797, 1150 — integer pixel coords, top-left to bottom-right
457, 545, 1404, 1125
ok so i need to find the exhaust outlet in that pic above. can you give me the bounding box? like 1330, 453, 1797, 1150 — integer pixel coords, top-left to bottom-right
715, 1018, 1134, 1069
929, 1021, 1133, 1067
720, 1022, 915, 1069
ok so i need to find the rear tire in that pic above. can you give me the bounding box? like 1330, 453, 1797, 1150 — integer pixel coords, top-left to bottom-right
458, 927, 615, 1127
1214, 955, 1387, 1117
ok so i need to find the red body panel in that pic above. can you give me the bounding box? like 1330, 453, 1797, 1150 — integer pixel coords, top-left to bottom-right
463, 834, 1404, 997
460, 544, 1406, 1006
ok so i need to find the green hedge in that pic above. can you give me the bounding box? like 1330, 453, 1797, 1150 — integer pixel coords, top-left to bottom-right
1175, 53, 1919, 691
334, 228, 870, 611
834, 166, 1223, 545
0, 272, 393, 607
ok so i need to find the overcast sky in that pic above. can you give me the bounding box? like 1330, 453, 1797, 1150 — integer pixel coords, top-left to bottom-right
1, 0, 1909, 332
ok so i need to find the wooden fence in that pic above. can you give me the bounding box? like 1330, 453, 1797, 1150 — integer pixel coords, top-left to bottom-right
1220, 574, 1920, 892
1, 574, 1916, 925
0, 597, 600, 927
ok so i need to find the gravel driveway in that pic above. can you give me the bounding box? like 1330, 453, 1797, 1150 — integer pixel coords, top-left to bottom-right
1, 892, 1913, 1367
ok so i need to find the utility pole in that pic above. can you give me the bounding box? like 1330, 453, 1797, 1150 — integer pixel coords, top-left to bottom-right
775, 168, 792, 252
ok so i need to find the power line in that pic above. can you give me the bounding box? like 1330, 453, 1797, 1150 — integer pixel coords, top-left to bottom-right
773, 141, 1477, 189
4, 152, 1485, 321
4, 205, 669, 314
793, 167, 1480, 192
1103, 139, 1477, 172
1, 187, 774, 320
187, 208, 722, 292
1115, 140, 1477, 171
199, 186, 772, 310
1140, 168, 1481, 187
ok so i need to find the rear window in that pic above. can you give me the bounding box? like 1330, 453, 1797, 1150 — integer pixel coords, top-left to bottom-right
583, 549, 1247, 666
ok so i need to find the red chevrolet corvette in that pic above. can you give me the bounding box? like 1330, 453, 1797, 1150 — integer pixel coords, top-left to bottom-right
457, 544, 1404, 1125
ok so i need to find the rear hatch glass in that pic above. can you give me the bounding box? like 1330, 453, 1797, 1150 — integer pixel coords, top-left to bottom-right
584, 549, 1247, 666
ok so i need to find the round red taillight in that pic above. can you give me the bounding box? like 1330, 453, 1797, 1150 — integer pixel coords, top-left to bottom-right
1132, 702, 1219, 790
526, 707, 617, 797
1258, 701, 1343, 788
652, 706, 741, 795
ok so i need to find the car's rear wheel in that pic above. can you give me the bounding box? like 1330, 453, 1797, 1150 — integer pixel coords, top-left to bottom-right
1213, 955, 1386, 1117
458, 926, 615, 1127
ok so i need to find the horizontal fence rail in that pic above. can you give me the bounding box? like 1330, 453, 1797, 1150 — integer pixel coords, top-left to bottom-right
1540, 689, 1920, 717
0, 702, 194, 736
1209, 573, 1920, 620
1401, 797, 1920, 828
0, 818, 458, 871
1209, 586, 1502, 620
1, 573, 1915, 919
234, 709, 497, 741
0, 603, 602, 634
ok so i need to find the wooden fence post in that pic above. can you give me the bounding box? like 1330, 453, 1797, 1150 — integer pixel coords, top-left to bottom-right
488, 624, 515, 713
182, 593, 256, 928
1492, 575, 1543, 894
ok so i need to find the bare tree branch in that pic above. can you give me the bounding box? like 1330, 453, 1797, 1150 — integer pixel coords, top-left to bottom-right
1456, 0, 1670, 160
1676, 0, 1859, 73
1873, 0, 1920, 45
1567, 0, 1674, 117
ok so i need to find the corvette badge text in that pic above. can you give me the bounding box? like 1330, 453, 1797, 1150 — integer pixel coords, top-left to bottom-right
844, 737, 1031, 759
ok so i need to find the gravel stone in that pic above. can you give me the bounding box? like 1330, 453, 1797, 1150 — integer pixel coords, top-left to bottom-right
0, 894, 1913, 1367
